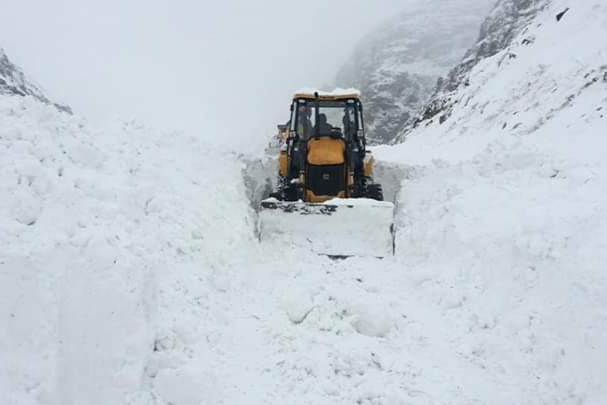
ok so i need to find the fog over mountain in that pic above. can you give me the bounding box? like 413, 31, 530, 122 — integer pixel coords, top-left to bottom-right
336, 0, 495, 144
406, 0, 550, 138
0, 0, 412, 153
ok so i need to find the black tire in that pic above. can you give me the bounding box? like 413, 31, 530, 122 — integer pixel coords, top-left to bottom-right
364, 183, 384, 201
284, 185, 301, 202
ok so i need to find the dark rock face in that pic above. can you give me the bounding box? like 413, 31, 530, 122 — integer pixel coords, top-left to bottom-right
336, 0, 493, 145
408, 0, 549, 134
0, 48, 71, 113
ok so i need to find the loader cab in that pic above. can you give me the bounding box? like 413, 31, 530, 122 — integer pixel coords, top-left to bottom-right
289, 93, 365, 147
281, 92, 368, 203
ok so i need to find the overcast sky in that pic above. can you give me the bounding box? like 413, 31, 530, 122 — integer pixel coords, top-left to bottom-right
0, 0, 419, 151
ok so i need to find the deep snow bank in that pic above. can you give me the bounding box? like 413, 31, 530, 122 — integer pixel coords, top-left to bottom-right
0, 95, 254, 404
373, 0, 607, 402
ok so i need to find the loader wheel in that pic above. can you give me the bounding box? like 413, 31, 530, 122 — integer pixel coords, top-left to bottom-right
284, 185, 301, 202
364, 184, 384, 201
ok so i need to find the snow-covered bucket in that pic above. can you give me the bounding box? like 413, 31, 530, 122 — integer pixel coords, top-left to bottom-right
258, 198, 394, 257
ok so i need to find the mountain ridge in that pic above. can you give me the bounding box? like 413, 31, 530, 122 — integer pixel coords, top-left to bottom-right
335, 0, 494, 145
0, 47, 71, 114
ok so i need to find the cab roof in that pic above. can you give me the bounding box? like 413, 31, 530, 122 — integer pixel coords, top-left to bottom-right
293, 88, 361, 102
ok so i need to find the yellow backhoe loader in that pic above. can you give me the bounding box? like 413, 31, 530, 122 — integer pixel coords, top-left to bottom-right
259, 90, 394, 257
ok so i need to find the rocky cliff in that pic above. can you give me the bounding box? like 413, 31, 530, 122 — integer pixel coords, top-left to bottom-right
336, 0, 494, 144
0, 47, 71, 113
405, 0, 550, 138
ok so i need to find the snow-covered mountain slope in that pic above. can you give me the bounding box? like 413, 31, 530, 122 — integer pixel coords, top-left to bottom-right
407, 0, 550, 134
374, 0, 607, 401
2, 0, 607, 403
0, 48, 71, 114
335, 0, 494, 145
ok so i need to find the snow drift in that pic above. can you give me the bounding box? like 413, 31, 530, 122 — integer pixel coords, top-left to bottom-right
0, 95, 254, 404
374, 0, 607, 402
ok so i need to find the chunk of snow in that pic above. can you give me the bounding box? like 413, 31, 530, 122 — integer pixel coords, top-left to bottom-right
282, 290, 314, 324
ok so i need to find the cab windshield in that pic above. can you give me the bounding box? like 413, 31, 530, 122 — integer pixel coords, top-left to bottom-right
293, 100, 359, 140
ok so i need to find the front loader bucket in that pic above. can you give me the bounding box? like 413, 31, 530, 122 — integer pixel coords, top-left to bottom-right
259, 198, 395, 257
